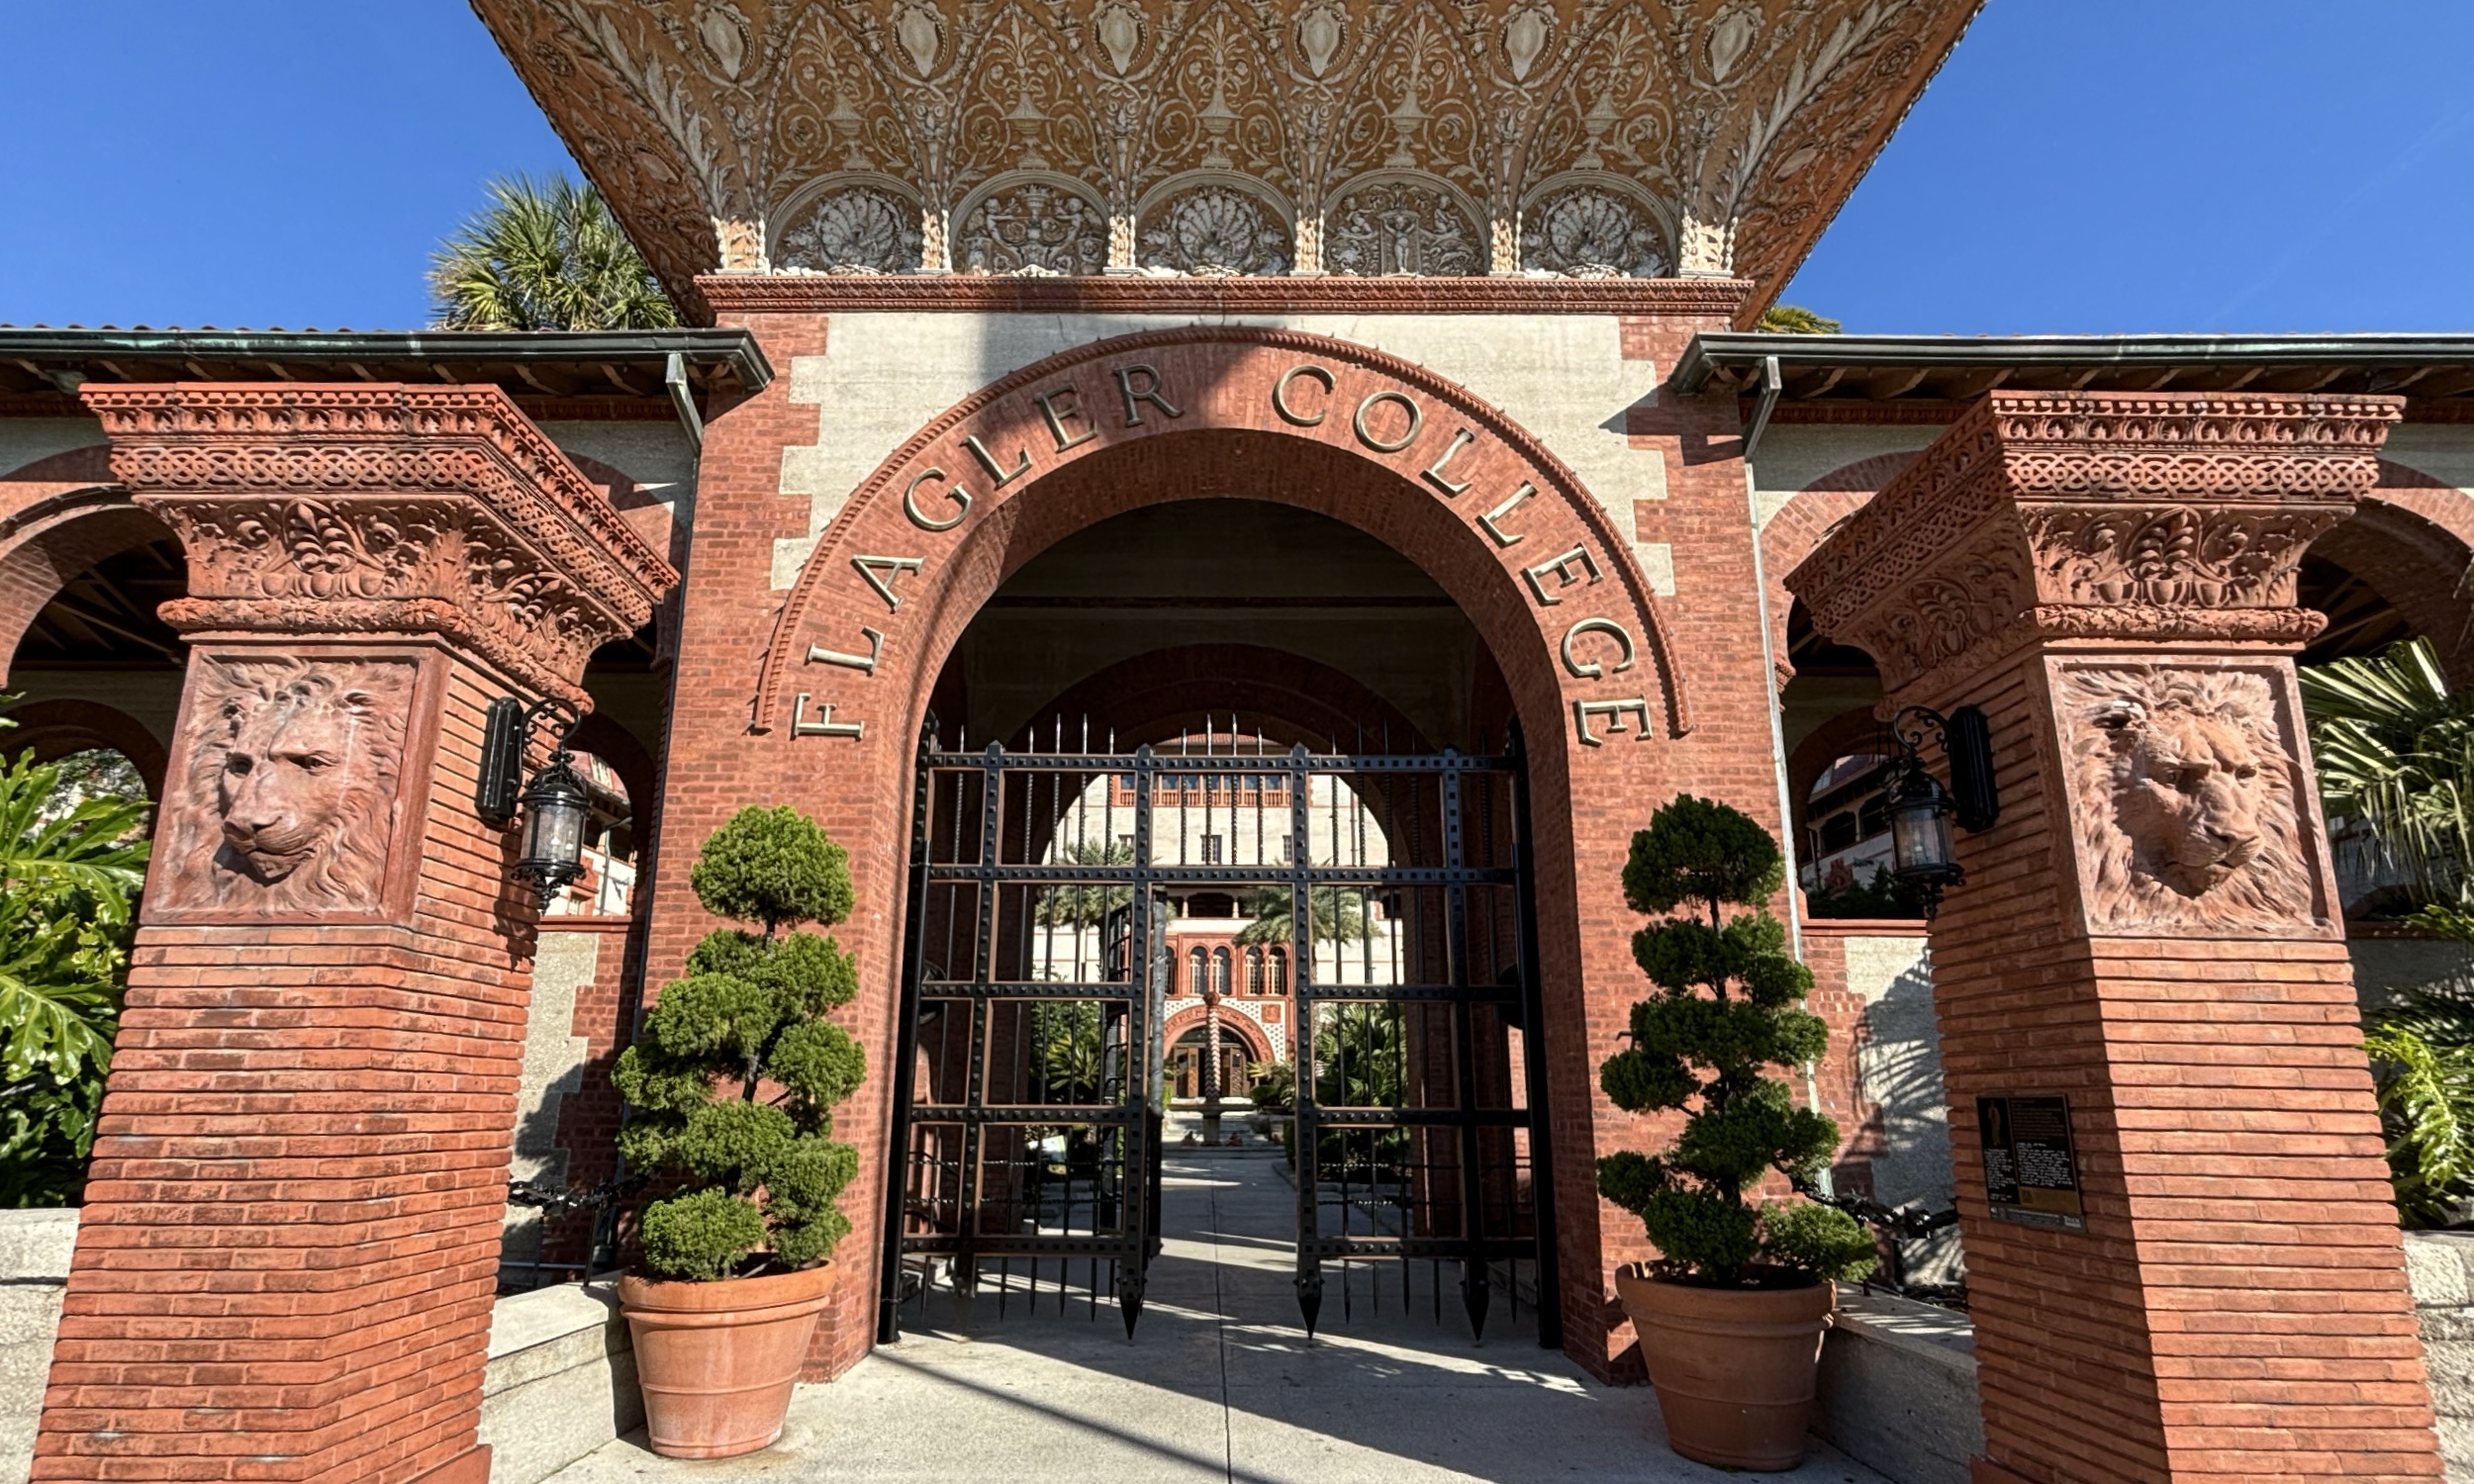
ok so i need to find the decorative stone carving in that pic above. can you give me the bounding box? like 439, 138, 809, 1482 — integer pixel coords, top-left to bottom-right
777, 186, 922, 274
1322, 179, 1481, 277
1138, 188, 1289, 276
2058, 664, 2318, 932
154, 655, 416, 919
1786, 392, 2405, 693
1522, 186, 1668, 277
79, 385, 678, 708
957, 183, 1109, 276
471, 0, 1979, 303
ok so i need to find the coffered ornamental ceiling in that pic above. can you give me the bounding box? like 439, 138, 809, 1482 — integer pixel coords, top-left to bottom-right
472, 1, 1981, 319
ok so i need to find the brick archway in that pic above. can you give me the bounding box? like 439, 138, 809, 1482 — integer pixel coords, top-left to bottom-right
1759, 451, 1917, 689
0, 446, 176, 686
1162, 1001, 1276, 1065
2307, 459, 2474, 684
683, 325, 1698, 1382
0, 696, 169, 799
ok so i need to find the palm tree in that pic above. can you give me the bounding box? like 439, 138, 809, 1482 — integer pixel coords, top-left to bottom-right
2301, 636, 2474, 1225
2300, 635, 2474, 932
1034, 839, 1135, 927
1234, 881, 1375, 948
428, 175, 677, 330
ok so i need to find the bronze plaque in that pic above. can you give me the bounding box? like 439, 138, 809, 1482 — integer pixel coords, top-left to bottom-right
1978, 1094, 2085, 1233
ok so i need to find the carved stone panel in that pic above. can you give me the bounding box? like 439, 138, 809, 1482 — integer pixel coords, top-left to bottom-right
1137, 187, 1290, 276
152, 653, 430, 924
1321, 178, 1482, 277
777, 187, 923, 274
956, 182, 1110, 275
2051, 659, 2330, 938
1521, 186, 1669, 277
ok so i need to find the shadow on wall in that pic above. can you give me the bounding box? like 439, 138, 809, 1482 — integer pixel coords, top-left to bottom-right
1847, 941, 1963, 1288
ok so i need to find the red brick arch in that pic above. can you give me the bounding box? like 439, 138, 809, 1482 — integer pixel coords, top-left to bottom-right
1162, 1001, 1277, 1065
1759, 451, 1918, 688
0, 446, 177, 686
2307, 459, 2474, 685
758, 326, 1684, 745
0, 696, 169, 799
707, 325, 1700, 1382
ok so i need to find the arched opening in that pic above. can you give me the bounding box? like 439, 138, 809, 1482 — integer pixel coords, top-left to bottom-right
1, 534, 185, 802
889, 488, 1556, 1351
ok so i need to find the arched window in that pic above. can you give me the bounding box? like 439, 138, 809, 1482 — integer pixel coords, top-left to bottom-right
1210, 947, 1231, 996
1189, 947, 1208, 996
1246, 946, 1265, 994
1268, 947, 1288, 995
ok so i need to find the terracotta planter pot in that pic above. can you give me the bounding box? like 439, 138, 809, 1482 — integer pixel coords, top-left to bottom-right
619, 1262, 833, 1459
1614, 1263, 1835, 1472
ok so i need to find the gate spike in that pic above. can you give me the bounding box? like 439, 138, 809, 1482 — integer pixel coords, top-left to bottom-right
1120, 1270, 1146, 1338
1463, 1263, 1491, 1342
1296, 1271, 1324, 1338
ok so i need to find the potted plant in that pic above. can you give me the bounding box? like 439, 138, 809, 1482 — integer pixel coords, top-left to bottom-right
1594, 794, 1877, 1472
609, 805, 866, 1459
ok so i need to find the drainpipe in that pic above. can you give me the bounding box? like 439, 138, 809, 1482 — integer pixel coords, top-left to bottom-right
1738, 353, 1832, 1197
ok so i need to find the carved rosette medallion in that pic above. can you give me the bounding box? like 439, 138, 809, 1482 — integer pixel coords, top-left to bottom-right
957, 184, 1110, 275
1521, 187, 1668, 277
153, 654, 423, 923
1785, 392, 2405, 695
1321, 179, 1481, 276
1137, 187, 1291, 276
79, 385, 678, 709
2053, 661, 2327, 936
777, 187, 923, 273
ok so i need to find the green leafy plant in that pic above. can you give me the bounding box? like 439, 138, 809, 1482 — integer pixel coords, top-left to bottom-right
1235, 881, 1376, 947
1595, 794, 1876, 1287
0, 751, 150, 1206
2300, 636, 2474, 933
1757, 305, 1842, 334
612, 806, 865, 1281
429, 174, 678, 330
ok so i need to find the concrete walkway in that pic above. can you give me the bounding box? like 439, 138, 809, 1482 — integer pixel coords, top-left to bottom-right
544, 1157, 1887, 1484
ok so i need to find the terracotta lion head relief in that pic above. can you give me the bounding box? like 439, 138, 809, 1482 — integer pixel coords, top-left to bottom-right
156, 656, 416, 919
2059, 664, 2320, 934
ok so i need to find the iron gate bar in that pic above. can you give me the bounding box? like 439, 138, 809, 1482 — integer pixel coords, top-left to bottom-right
888, 727, 1549, 1346
1508, 720, 1564, 1349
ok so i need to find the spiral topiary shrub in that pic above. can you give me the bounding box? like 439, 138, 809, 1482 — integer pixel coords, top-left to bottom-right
1595, 794, 1877, 1288
612, 805, 866, 1281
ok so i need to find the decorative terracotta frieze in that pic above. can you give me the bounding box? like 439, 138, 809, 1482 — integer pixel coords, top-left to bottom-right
79, 384, 679, 703
696, 272, 1757, 319
1785, 390, 2402, 692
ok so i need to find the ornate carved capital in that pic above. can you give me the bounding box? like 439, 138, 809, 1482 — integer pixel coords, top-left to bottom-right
1785, 391, 2403, 692
80, 384, 679, 703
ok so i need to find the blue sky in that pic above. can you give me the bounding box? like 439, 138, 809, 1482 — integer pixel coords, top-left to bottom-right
3, 2, 2469, 334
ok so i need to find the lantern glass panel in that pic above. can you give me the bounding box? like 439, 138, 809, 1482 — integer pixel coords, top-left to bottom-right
1889, 790, 1954, 877
523, 788, 588, 871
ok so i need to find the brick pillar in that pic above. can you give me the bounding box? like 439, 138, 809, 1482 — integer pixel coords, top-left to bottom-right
33, 387, 675, 1484
1787, 391, 2443, 1484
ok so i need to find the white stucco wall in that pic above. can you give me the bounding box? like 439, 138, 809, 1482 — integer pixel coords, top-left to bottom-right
500, 930, 599, 1283
1839, 933, 1962, 1286
770, 312, 1675, 597
1745, 420, 1948, 529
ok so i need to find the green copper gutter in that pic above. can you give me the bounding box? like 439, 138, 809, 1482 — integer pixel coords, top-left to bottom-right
0, 326, 772, 394
1668, 331, 2474, 397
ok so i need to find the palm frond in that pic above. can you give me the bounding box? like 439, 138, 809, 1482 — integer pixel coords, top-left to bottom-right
428, 174, 678, 331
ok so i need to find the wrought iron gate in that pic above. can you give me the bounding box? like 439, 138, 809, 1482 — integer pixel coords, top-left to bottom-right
878, 719, 1558, 1346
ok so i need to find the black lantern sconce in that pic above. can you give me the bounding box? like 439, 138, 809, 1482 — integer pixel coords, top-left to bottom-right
476, 696, 589, 907
1884, 704, 2000, 919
